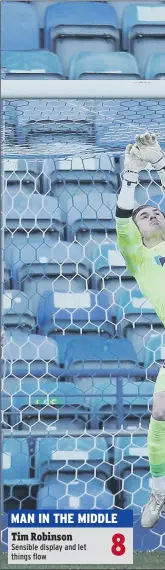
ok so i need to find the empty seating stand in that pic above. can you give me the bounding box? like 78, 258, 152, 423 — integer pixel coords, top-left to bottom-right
69, 51, 141, 80
123, 3, 165, 77
1, 2, 39, 50
2, 50, 64, 80
44, 2, 120, 76
145, 53, 165, 79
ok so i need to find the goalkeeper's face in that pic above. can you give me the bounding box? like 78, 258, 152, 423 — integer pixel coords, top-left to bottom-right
135, 206, 165, 241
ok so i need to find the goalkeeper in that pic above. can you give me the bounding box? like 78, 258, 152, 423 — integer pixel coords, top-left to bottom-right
116, 132, 165, 528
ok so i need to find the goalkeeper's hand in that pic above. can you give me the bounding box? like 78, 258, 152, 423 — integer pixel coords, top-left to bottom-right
131, 132, 165, 168
124, 143, 148, 173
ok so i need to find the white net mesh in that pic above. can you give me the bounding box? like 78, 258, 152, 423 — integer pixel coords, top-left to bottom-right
4, 98, 165, 157
1, 97, 165, 551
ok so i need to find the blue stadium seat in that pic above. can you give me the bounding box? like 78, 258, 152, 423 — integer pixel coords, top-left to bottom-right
145, 53, 165, 79
36, 435, 113, 508
65, 337, 137, 395
69, 51, 141, 80
37, 473, 113, 509
116, 287, 163, 363
2, 437, 30, 485
44, 2, 119, 76
3, 159, 42, 196
66, 191, 116, 244
36, 435, 110, 478
5, 236, 88, 310
2, 50, 64, 80
4, 192, 64, 234
37, 289, 114, 341
3, 331, 59, 380
3, 290, 36, 333
12, 241, 91, 313
42, 157, 119, 197
2, 2, 39, 50
93, 242, 134, 292
123, 3, 165, 77
114, 434, 150, 511
144, 331, 165, 369
116, 287, 162, 331
2, 332, 60, 427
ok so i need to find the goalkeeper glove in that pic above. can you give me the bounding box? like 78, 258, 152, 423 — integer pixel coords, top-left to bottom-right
131, 132, 165, 170
131, 132, 165, 189
118, 144, 147, 210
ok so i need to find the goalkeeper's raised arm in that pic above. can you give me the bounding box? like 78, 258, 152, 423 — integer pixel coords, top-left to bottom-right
116, 133, 165, 276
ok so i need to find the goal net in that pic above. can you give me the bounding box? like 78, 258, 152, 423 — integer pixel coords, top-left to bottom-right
1, 80, 165, 552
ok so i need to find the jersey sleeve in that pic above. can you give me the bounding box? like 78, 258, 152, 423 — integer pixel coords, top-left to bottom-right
116, 216, 145, 276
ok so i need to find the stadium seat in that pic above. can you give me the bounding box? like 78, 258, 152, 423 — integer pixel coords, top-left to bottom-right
4, 191, 64, 234
35, 435, 110, 477
65, 337, 137, 396
3, 159, 42, 196
69, 51, 141, 80
3, 331, 59, 381
1, 2, 40, 50
114, 434, 150, 511
122, 3, 165, 77
12, 241, 91, 312
37, 473, 113, 509
36, 435, 113, 508
42, 156, 119, 197
2, 50, 64, 80
116, 286, 162, 335
144, 331, 165, 369
145, 53, 165, 79
2, 437, 30, 485
2, 290, 36, 333
37, 289, 114, 342
93, 242, 134, 292
44, 2, 120, 76
2, 332, 60, 427
2, 435, 39, 511
116, 288, 163, 364
66, 192, 116, 245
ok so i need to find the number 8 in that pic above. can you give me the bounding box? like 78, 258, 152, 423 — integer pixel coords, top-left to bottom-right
111, 533, 126, 556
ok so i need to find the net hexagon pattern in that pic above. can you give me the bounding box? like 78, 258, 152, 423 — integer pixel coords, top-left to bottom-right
1, 97, 165, 552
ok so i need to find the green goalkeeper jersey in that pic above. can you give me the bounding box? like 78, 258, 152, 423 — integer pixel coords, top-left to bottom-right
116, 216, 165, 327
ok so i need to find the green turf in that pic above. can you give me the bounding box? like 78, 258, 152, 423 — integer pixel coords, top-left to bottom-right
1, 552, 165, 569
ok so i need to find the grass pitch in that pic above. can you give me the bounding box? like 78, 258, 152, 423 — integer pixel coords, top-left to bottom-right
1, 551, 165, 569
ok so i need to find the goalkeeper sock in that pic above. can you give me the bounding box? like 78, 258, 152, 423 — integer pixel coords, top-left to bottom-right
152, 474, 165, 492
148, 416, 165, 479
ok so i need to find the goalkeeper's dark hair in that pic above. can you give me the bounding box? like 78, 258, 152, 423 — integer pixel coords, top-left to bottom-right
132, 204, 165, 224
